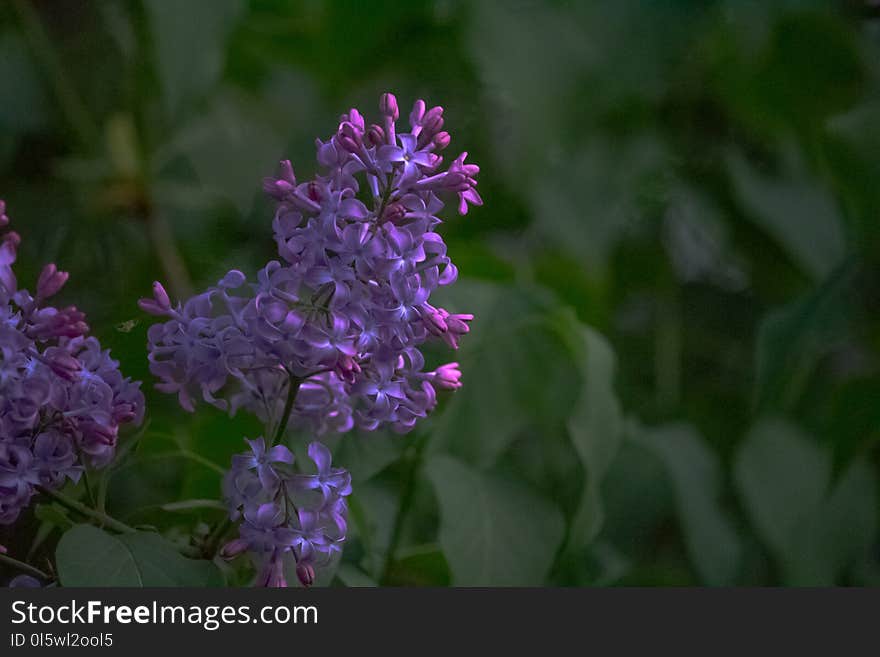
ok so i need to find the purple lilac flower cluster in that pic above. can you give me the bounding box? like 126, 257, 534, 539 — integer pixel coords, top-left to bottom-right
0, 201, 145, 525
140, 93, 478, 586
139, 92, 477, 435
220, 439, 350, 587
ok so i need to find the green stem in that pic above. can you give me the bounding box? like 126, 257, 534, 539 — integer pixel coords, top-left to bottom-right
81, 469, 97, 510
380, 434, 428, 584
37, 486, 136, 535
0, 553, 51, 581
375, 171, 395, 221
271, 374, 301, 446
202, 517, 232, 559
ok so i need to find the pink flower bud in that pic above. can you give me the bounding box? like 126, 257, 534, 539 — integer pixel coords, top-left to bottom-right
433, 362, 463, 390
219, 538, 249, 560
139, 281, 171, 315
296, 562, 316, 587
367, 123, 385, 147
432, 131, 451, 151
409, 99, 426, 129
37, 263, 69, 300
422, 106, 444, 134
45, 348, 81, 381
379, 92, 399, 120
278, 159, 296, 185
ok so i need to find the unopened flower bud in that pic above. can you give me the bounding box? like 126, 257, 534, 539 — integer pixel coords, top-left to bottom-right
383, 202, 406, 225
45, 348, 81, 381
433, 362, 463, 390
379, 92, 399, 120
220, 538, 249, 560
138, 281, 172, 316
296, 562, 316, 588
367, 124, 385, 147
37, 264, 69, 300
432, 131, 451, 151
409, 99, 426, 129
422, 106, 444, 135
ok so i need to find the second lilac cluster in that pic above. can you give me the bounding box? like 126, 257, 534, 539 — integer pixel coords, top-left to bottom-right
0, 201, 145, 524
221, 438, 351, 587
139, 92, 476, 436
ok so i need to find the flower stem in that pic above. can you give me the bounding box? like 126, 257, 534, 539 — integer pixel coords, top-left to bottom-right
81, 468, 97, 509
375, 171, 396, 221
271, 374, 302, 447
37, 486, 136, 535
380, 433, 428, 584
202, 517, 232, 559
0, 553, 50, 581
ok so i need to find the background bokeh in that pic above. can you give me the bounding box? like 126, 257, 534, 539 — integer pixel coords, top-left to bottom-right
2, 0, 880, 586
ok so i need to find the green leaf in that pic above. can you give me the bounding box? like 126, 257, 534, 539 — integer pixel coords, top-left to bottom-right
56, 525, 224, 587
384, 544, 451, 587
333, 431, 405, 483
144, 0, 245, 116
429, 281, 581, 467
754, 263, 854, 412
426, 455, 564, 585
734, 418, 877, 584
565, 327, 623, 548
786, 460, 877, 585
634, 424, 743, 585
156, 92, 283, 214
335, 564, 378, 588
726, 149, 846, 280
734, 419, 829, 559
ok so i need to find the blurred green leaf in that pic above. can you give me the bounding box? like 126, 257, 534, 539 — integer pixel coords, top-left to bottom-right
754, 263, 854, 411
56, 525, 224, 586
786, 459, 877, 585
726, 149, 846, 280
429, 281, 581, 467
145, 0, 245, 116
734, 419, 829, 560
565, 327, 622, 549
156, 91, 283, 213
335, 564, 377, 588
734, 418, 877, 584
333, 431, 405, 483
634, 423, 743, 585
0, 30, 49, 133
426, 455, 564, 585
384, 544, 451, 587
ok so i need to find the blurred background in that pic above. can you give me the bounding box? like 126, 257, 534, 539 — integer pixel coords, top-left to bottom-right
2, 0, 880, 586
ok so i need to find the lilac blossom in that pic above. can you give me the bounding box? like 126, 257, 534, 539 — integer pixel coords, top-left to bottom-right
221, 439, 351, 588
140, 92, 478, 437
140, 93, 480, 586
0, 202, 145, 525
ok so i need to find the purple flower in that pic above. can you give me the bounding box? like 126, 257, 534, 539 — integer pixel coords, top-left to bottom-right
231, 437, 294, 491
145, 93, 481, 585
0, 202, 144, 526
221, 439, 351, 588
142, 92, 479, 437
